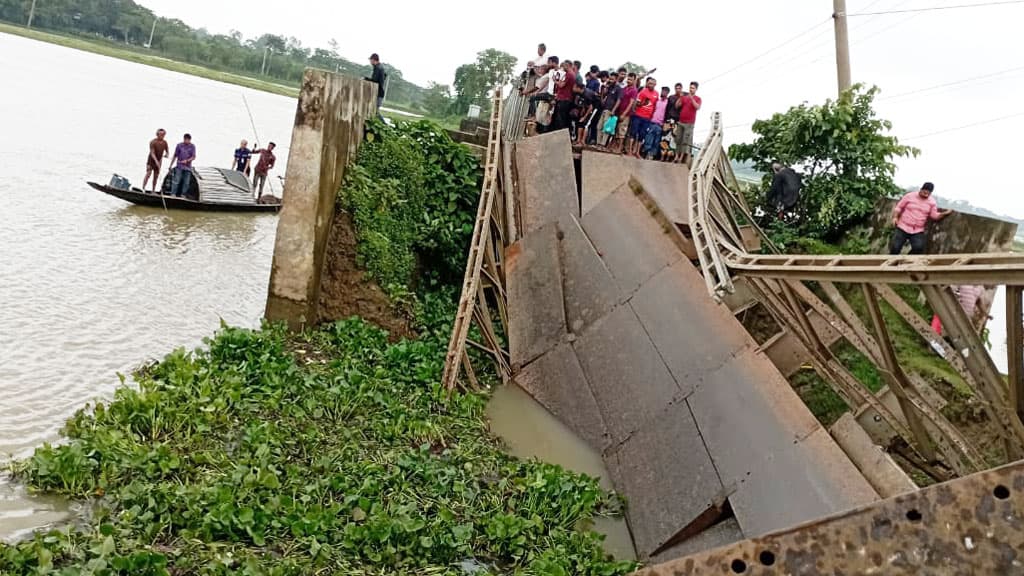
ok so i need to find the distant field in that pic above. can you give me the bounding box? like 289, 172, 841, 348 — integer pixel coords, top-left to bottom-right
0, 22, 429, 121
0, 21, 301, 97
1014, 239, 1023, 253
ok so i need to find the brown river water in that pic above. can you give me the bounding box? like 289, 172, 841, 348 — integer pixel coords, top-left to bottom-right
0, 31, 636, 557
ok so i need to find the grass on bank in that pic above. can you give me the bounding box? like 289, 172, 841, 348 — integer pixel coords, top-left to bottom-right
0, 318, 635, 575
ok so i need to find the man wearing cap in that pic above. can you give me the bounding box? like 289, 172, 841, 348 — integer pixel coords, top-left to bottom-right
364, 53, 387, 111
890, 182, 952, 255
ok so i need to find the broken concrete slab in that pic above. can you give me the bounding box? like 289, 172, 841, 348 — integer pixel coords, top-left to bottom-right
606, 401, 724, 559
580, 185, 682, 299
580, 151, 690, 224
514, 342, 610, 452
558, 215, 620, 335
506, 224, 566, 369
514, 131, 580, 234
728, 427, 880, 537
630, 259, 754, 394
573, 304, 680, 444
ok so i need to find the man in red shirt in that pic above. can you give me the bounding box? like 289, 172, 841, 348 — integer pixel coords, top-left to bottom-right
627, 77, 659, 158
890, 182, 951, 254
612, 73, 638, 154
252, 142, 277, 198
674, 81, 702, 166
551, 60, 577, 133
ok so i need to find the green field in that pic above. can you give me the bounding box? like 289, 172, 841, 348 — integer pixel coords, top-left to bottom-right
1014, 239, 1024, 253
0, 21, 301, 97
0, 21, 431, 122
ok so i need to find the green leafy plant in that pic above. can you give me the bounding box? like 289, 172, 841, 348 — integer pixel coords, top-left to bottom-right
2, 320, 635, 575
729, 85, 919, 245
340, 118, 482, 297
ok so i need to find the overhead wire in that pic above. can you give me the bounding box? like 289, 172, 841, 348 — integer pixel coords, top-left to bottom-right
849, 0, 1024, 16
879, 64, 1024, 100
704, 17, 832, 83
904, 111, 1024, 140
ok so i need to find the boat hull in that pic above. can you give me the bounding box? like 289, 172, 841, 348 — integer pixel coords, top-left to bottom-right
87, 182, 280, 213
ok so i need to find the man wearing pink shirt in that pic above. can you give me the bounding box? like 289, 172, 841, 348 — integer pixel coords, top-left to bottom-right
889, 182, 951, 255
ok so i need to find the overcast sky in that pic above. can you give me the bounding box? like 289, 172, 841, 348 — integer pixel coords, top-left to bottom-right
137, 0, 1024, 219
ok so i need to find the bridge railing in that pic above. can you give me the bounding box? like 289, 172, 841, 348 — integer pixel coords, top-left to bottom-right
689, 112, 1024, 480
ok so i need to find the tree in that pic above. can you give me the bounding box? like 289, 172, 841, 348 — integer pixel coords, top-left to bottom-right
423, 82, 453, 118
728, 85, 919, 244
618, 62, 649, 76
452, 48, 517, 114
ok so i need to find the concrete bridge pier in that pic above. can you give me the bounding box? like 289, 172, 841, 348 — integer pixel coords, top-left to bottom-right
265, 70, 377, 330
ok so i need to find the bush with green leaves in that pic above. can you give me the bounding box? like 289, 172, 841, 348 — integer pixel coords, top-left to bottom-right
340, 118, 481, 296
729, 85, 918, 246
2, 318, 635, 575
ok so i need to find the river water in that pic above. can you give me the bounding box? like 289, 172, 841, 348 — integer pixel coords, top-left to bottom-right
0, 32, 295, 539
0, 32, 639, 558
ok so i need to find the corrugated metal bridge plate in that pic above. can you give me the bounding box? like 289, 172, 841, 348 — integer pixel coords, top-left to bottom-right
581, 150, 691, 225
514, 131, 579, 234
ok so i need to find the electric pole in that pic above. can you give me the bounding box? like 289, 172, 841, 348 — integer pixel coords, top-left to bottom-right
26, 0, 37, 28
833, 0, 852, 95
147, 17, 157, 48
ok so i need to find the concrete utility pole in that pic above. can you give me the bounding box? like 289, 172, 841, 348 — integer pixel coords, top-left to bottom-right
833, 0, 852, 95
147, 18, 157, 48
26, 0, 37, 28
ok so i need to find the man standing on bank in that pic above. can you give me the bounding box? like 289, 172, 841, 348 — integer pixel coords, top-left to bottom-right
252, 142, 277, 198
365, 53, 387, 112
890, 182, 951, 255
169, 133, 196, 198
143, 128, 169, 194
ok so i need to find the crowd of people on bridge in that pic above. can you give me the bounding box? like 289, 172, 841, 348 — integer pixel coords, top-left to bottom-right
518, 43, 702, 166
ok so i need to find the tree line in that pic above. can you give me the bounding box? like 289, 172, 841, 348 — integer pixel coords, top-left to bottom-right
0, 0, 428, 109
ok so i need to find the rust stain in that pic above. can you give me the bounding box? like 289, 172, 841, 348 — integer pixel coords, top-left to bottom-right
630, 461, 1024, 575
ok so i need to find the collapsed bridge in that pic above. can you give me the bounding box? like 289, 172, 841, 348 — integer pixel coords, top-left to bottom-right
442, 90, 1024, 572
262, 71, 1024, 574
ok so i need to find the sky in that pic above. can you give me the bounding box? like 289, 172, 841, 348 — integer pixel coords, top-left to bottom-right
136, 0, 1024, 219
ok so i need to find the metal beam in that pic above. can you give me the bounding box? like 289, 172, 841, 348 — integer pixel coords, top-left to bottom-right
727, 252, 1024, 285
631, 459, 1024, 576
923, 285, 1024, 459
861, 284, 937, 462
1009, 286, 1024, 423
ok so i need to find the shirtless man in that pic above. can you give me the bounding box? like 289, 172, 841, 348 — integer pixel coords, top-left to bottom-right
143, 129, 169, 193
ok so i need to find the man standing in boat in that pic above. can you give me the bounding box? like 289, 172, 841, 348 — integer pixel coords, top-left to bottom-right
233, 139, 253, 178
169, 134, 196, 198
252, 142, 276, 198
143, 128, 168, 194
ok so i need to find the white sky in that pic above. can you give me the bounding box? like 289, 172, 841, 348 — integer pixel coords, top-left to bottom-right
137, 0, 1024, 219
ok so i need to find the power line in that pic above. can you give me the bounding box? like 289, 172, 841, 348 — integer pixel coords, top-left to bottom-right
706, 18, 832, 83
879, 64, 1024, 100
850, 0, 1024, 16
904, 111, 1024, 140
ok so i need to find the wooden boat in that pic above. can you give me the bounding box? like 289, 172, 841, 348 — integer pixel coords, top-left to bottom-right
87, 167, 281, 213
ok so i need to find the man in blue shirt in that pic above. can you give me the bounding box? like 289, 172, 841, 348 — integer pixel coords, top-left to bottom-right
233, 139, 253, 177
169, 134, 196, 198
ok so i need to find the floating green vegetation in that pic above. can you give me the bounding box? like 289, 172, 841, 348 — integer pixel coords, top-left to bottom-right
2, 318, 635, 575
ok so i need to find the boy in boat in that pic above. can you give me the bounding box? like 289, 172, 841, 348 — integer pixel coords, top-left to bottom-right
233, 140, 253, 177
143, 129, 168, 194
252, 142, 277, 198
169, 134, 196, 198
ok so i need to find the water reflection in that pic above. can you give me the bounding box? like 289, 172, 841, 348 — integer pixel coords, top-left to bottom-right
486, 385, 637, 561
0, 32, 294, 539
